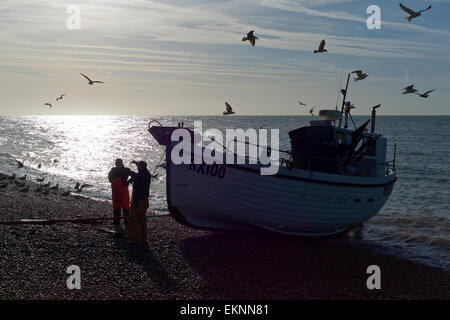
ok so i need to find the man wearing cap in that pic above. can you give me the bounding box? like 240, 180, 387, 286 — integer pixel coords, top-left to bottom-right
108, 158, 135, 225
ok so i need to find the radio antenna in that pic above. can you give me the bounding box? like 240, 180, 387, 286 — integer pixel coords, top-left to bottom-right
335, 67, 345, 110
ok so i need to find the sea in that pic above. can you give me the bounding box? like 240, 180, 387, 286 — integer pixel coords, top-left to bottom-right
0, 115, 449, 271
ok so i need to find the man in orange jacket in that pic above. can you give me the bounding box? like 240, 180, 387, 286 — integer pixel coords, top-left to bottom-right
108, 159, 135, 225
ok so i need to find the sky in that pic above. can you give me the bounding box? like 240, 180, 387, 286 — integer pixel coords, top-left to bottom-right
0, 0, 449, 116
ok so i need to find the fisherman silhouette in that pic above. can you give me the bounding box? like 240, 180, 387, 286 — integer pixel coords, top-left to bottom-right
108, 158, 135, 225
128, 161, 152, 244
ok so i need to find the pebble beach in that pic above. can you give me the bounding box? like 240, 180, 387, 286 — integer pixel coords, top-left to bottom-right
0, 177, 449, 300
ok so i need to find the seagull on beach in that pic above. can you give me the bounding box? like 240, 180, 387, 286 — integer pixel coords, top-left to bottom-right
399, 3, 432, 22
80, 73, 104, 85
314, 40, 327, 53
56, 94, 66, 101
43, 103, 52, 108
352, 70, 368, 81
49, 184, 59, 191
242, 30, 258, 46
15, 159, 24, 168
19, 185, 30, 193
14, 180, 26, 188
223, 102, 235, 115
75, 182, 92, 192
402, 85, 418, 95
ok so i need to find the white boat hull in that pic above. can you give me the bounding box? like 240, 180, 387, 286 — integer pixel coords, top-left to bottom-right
164, 141, 396, 237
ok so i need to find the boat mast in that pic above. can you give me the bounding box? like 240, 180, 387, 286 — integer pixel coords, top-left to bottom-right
338, 73, 351, 128
370, 104, 381, 133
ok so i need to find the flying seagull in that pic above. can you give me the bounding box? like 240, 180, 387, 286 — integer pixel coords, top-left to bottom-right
314, 40, 327, 53
56, 94, 66, 101
402, 85, 418, 95
399, 3, 432, 22
352, 70, 368, 81
298, 100, 307, 106
415, 90, 435, 98
43, 103, 52, 108
80, 73, 104, 85
242, 30, 258, 46
223, 102, 235, 115
309, 107, 316, 116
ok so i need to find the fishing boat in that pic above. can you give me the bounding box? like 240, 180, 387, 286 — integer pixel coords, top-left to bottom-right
148, 87, 397, 237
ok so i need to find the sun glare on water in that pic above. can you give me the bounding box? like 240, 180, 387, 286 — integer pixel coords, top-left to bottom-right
36, 116, 134, 182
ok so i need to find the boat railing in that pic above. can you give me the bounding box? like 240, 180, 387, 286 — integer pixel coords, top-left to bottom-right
283, 152, 397, 177
148, 120, 164, 129
384, 160, 396, 175
384, 143, 397, 175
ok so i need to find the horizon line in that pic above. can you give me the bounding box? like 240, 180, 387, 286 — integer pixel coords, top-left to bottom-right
1, 114, 449, 117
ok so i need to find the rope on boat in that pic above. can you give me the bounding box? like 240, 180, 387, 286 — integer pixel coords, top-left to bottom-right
210, 136, 291, 156
147, 119, 166, 176
0, 212, 169, 226
148, 119, 291, 155
151, 148, 165, 177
